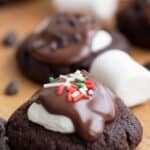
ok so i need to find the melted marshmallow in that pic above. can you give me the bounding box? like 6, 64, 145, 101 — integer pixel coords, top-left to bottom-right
91, 30, 112, 53
28, 103, 75, 133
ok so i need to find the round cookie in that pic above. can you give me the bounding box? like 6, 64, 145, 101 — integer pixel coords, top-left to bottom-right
6, 71, 142, 150
17, 12, 129, 83
117, 0, 150, 49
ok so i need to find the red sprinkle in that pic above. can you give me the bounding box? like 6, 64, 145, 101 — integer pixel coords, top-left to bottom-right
55, 77, 94, 102
73, 93, 84, 102
86, 84, 94, 89
85, 80, 93, 84
71, 84, 78, 89
67, 86, 77, 93
85, 80, 95, 89
82, 94, 90, 99
67, 93, 73, 102
56, 85, 65, 96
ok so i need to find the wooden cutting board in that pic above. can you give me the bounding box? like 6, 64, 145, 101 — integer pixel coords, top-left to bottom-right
0, 0, 149, 149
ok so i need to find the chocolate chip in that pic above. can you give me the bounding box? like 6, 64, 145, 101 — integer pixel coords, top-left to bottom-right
75, 13, 85, 23
49, 41, 58, 50
74, 33, 82, 43
68, 18, 79, 27
2, 31, 18, 46
4, 80, 18, 96
54, 34, 68, 47
75, 13, 83, 18
144, 62, 150, 70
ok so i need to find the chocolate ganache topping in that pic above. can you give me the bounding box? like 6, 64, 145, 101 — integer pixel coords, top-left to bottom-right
27, 13, 100, 65
37, 70, 117, 141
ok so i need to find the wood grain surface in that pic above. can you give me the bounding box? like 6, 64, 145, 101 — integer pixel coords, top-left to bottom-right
0, 0, 149, 149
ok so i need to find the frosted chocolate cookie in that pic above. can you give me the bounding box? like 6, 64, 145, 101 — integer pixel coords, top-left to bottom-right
7, 70, 142, 150
17, 12, 128, 83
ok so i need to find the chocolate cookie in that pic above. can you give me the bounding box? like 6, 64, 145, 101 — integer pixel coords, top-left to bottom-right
0, 118, 10, 150
17, 12, 129, 83
117, 0, 150, 49
6, 71, 142, 150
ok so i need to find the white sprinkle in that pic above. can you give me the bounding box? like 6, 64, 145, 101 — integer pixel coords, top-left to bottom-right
72, 91, 80, 98
76, 70, 81, 74
88, 90, 94, 96
60, 75, 75, 82
74, 70, 82, 76
82, 86, 88, 91
79, 88, 87, 95
44, 71, 85, 89
60, 75, 68, 80
43, 82, 65, 88
70, 70, 85, 81
60, 71, 85, 83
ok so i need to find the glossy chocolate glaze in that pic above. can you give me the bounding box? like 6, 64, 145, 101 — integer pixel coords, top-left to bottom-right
27, 13, 100, 65
38, 71, 117, 141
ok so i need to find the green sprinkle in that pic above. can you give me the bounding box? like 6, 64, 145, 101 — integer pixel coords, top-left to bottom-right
49, 76, 54, 82
76, 82, 85, 88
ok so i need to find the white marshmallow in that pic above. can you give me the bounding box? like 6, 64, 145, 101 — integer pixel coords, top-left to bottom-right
53, 0, 118, 20
91, 0, 118, 19
90, 50, 150, 107
28, 103, 75, 133
91, 31, 112, 53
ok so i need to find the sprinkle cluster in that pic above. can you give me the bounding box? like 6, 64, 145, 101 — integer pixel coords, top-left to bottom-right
43, 70, 95, 102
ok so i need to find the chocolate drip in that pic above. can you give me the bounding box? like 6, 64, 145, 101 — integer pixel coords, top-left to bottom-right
38, 71, 117, 141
